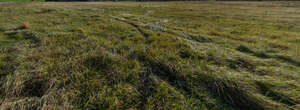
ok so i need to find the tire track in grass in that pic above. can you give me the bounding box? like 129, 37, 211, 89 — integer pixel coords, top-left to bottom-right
111, 16, 149, 38
108, 16, 297, 109
236, 45, 300, 66
137, 53, 266, 110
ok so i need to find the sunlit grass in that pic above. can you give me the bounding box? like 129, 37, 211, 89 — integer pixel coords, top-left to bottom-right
0, 2, 299, 110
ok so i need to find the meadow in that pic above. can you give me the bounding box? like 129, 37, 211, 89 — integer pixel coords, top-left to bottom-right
0, 1, 300, 109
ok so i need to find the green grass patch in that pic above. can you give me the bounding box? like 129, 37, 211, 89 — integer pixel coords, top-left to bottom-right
0, 2, 300, 110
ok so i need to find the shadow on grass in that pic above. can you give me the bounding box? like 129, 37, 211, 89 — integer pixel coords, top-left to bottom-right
136, 52, 265, 110
236, 45, 300, 66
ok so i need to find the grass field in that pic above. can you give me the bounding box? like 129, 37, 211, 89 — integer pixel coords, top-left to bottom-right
0, 1, 300, 110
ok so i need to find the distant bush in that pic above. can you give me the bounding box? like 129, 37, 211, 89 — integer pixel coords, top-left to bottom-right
45, 0, 212, 1
0, 0, 44, 1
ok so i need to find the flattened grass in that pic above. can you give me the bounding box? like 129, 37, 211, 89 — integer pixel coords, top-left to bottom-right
0, 2, 299, 110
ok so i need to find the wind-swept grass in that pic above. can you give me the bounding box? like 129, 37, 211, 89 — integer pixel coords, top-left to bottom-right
0, 2, 300, 110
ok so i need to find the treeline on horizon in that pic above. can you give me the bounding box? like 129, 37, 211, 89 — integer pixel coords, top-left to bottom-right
45, 0, 300, 1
